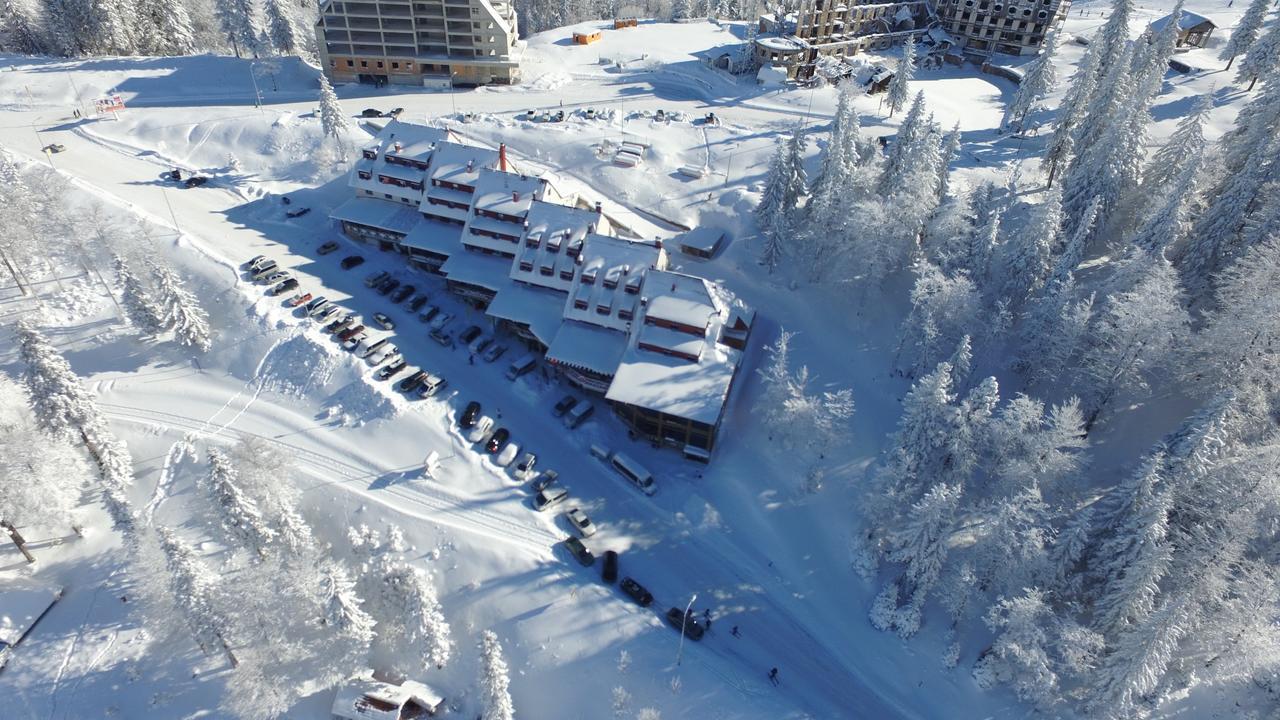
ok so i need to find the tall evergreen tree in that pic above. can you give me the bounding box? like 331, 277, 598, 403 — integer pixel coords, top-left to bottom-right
263, 0, 300, 56
318, 72, 351, 162
152, 262, 212, 351
1219, 0, 1272, 69
156, 525, 236, 663
880, 91, 927, 193
478, 630, 516, 720
137, 0, 196, 55
885, 36, 915, 117
1001, 185, 1062, 309
202, 448, 277, 557
1236, 15, 1280, 90
113, 254, 164, 333
1042, 40, 1102, 187
1132, 92, 1210, 217
754, 127, 807, 272
1128, 156, 1200, 255
1002, 34, 1058, 132
1, 0, 45, 53
216, 0, 261, 59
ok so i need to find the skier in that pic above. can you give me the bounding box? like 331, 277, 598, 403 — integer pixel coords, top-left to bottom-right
768, 667, 779, 686
703, 609, 713, 629
731, 625, 740, 638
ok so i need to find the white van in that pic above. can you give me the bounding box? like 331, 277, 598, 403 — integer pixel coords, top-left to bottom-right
505, 353, 537, 380
419, 373, 448, 398
610, 452, 656, 496
564, 400, 594, 429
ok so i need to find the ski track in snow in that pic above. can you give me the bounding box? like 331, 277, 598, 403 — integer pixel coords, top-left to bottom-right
46, 580, 109, 720
99, 403, 561, 552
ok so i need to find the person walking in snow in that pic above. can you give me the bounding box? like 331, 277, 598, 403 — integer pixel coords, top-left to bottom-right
768, 667, 779, 686
703, 608, 712, 629
731, 625, 740, 637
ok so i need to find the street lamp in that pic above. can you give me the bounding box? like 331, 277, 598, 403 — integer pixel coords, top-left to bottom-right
676, 592, 697, 666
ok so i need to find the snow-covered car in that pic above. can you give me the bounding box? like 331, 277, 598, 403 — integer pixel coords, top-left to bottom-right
565, 508, 596, 538
305, 296, 328, 312
377, 359, 407, 381
468, 334, 492, 355
44, 143, 66, 153
533, 487, 568, 512
495, 442, 519, 467
247, 255, 270, 270
391, 284, 416, 304
327, 316, 355, 334
364, 270, 390, 288
562, 537, 594, 567
376, 278, 400, 296
530, 469, 558, 492
418, 305, 440, 323
399, 370, 428, 393
664, 608, 704, 640
317, 240, 340, 255
419, 373, 447, 398
184, 176, 209, 188
372, 312, 395, 331
251, 262, 279, 281
408, 295, 429, 312
458, 326, 483, 345
307, 300, 333, 318
261, 271, 290, 286
485, 429, 511, 454
429, 329, 453, 347
341, 333, 367, 352
468, 416, 495, 444
337, 324, 365, 342
269, 278, 298, 295
552, 395, 577, 417
430, 312, 454, 330
482, 343, 507, 362
357, 337, 389, 358
315, 305, 343, 323
620, 577, 653, 607
367, 344, 398, 365
513, 452, 537, 478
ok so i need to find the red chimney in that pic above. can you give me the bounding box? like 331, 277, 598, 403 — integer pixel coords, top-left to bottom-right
499, 143, 508, 172
513, 190, 520, 202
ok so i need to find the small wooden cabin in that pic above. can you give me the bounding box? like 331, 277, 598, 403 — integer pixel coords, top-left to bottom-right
1149, 11, 1216, 49
574, 31, 603, 44
614, 18, 639, 29
331, 679, 445, 720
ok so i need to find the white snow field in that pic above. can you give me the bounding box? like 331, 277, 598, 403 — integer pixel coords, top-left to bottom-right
0, 1, 1269, 717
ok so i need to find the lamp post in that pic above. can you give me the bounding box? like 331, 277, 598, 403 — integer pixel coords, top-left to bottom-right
676, 592, 697, 666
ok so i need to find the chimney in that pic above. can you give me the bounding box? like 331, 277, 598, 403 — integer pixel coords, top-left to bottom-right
523, 219, 530, 229
588, 223, 596, 234
499, 143, 508, 172
393, 141, 402, 152
467, 159, 474, 171
513, 190, 520, 202
594, 201, 603, 214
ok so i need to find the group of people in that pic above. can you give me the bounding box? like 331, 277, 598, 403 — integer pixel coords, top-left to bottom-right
691, 609, 779, 686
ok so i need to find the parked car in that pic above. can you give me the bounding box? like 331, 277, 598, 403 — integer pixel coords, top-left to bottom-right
506, 353, 536, 380
552, 395, 577, 417
262, 271, 290, 286
399, 370, 428, 393
620, 577, 653, 607
357, 338, 389, 358
376, 278, 401, 296
372, 312, 395, 331
565, 400, 594, 429
458, 325, 483, 345
337, 324, 366, 342
251, 261, 279, 280
429, 328, 453, 347
418, 305, 440, 323
285, 207, 311, 219
391, 284, 416, 303
386, 107, 405, 118
468, 416, 495, 444
601, 550, 618, 583
419, 373, 447, 398
315, 305, 343, 323
584, 107, 597, 120
408, 295, 429, 312
611, 452, 657, 496
44, 143, 66, 153
247, 255, 271, 270
496, 442, 519, 467
562, 537, 594, 567
365, 270, 390, 288
468, 334, 493, 355
531, 469, 559, 492
486, 428, 511, 454
317, 240, 340, 255
327, 316, 355, 334
307, 300, 334, 318
377, 359, 407, 380
184, 176, 209, 188
553, 110, 565, 122
534, 487, 568, 512
269, 278, 299, 295
565, 508, 596, 537
341, 333, 367, 351
341, 255, 365, 270
360, 108, 382, 117
367, 345, 398, 366
514, 452, 537, 478
430, 312, 454, 330
459, 401, 481, 428
664, 608, 705, 640
305, 296, 329, 312
482, 343, 507, 362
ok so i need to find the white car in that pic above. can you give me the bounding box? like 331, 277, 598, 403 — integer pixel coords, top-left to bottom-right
565, 508, 596, 537
251, 262, 279, 281
468, 415, 494, 444
341, 333, 366, 351
430, 311, 454, 330
307, 300, 333, 317
513, 452, 537, 479
261, 271, 290, 286
366, 345, 398, 365
315, 305, 343, 323
468, 333, 493, 355
495, 442, 519, 467
357, 337, 389, 358
534, 487, 568, 512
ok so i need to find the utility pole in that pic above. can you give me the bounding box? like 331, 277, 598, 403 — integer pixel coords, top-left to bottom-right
676, 592, 697, 666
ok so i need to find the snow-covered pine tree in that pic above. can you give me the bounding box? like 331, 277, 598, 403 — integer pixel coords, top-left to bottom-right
201, 448, 277, 558
263, 0, 300, 56
1219, 0, 1272, 70
478, 630, 516, 720
1, 0, 45, 53
317, 563, 376, 650
1217, 70, 1280, 176
1002, 33, 1058, 132
1127, 92, 1210, 229
756, 328, 794, 434
1235, 14, 1280, 90
754, 127, 807, 272
807, 82, 860, 214
0, 376, 90, 561
228, 436, 315, 551
113, 254, 164, 333
879, 90, 928, 193
670, 0, 690, 20
1000, 185, 1062, 310
885, 36, 915, 117
144, 0, 197, 55
879, 361, 957, 506
318, 72, 351, 163
1077, 254, 1187, 429
885, 482, 963, 615
151, 261, 212, 351
1041, 39, 1102, 187
156, 525, 236, 663
982, 588, 1061, 708
1020, 279, 1094, 387
216, 0, 261, 58
895, 262, 981, 379
15, 318, 104, 440
1127, 155, 1200, 255
1195, 237, 1280, 400
935, 122, 961, 200
371, 557, 453, 672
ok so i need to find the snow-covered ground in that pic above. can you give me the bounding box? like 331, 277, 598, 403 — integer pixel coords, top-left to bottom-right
0, 2, 1268, 717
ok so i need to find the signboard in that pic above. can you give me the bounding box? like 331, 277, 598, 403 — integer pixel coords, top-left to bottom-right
94, 94, 125, 114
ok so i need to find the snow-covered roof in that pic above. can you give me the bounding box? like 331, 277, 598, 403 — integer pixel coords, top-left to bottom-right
755, 35, 807, 53
375, 119, 448, 163
562, 234, 663, 332
894, 5, 914, 24
642, 270, 720, 330
546, 321, 628, 375
331, 678, 443, 720
510, 200, 601, 292
439, 248, 509, 291
429, 142, 500, 190
350, 120, 446, 198
470, 169, 544, 219
331, 197, 423, 234
487, 282, 565, 345
607, 340, 740, 425
1150, 11, 1215, 32
676, 227, 726, 255
398, 217, 460, 257
0, 582, 61, 647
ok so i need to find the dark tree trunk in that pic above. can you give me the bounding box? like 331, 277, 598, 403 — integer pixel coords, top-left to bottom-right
3, 520, 36, 563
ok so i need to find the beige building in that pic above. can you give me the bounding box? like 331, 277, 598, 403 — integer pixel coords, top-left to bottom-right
755, 0, 929, 79
316, 0, 523, 87
937, 0, 1069, 56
